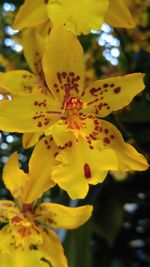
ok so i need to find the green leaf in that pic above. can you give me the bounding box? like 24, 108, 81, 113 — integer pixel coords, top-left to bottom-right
64, 220, 92, 267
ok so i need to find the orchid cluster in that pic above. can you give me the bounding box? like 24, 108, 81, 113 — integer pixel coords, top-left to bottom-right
0, 1, 149, 266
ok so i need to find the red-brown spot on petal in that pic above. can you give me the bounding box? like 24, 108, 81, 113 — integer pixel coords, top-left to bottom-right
114, 87, 121, 94
94, 126, 100, 131
84, 163, 91, 179
104, 128, 109, 134
69, 72, 75, 77
62, 72, 67, 78
103, 137, 110, 144
12, 216, 22, 224
68, 141, 72, 147
103, 83, 109, 88
37, 122, 42, 127
103, 103, 108, 106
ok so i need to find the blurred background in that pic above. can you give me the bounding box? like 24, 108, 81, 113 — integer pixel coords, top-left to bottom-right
0, 1, 150, 266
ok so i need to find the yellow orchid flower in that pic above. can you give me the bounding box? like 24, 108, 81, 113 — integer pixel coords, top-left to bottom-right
0, 151, 93, 267
0, 26, 148, 199
12, 0, 135, 35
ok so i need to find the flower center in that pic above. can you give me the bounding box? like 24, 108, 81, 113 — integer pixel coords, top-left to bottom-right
12, 213, 31, 228
64, 97, 85, 130
11, 210, 40, 239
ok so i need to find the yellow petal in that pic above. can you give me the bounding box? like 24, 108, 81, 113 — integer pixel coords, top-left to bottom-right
39, 228, 68, 267
0, 250, 48, 267
46, 121, 72, 146
13, 0, 48, 30
0, 224, 43, 253
105, 0, 135, 28
42, 25, 85, 104
0, 200, 20, 222
0, 94, 60, 133
22, 132, 42, 149
0, 225, 16, 253
83, 73, 145, 117
23, 137, 57, 203
23, 27, 47, 75
3, 152, 29, 200
52, 137, 118, 199
0, 72, 7, 95
99, 120, 149, 171
0, 70, 42, 96
34, 203, 93, 229
46, 0, 109, 35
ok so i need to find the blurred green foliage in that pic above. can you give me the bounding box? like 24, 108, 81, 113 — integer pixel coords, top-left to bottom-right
0, 1, 150, 267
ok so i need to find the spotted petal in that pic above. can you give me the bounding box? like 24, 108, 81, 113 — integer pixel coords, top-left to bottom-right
34, 203, 92, 229
0, 70, 42, 96
0, 201, 20, 222
3, 152, 29, 201
0, 250, 49, 267
98, 120, 149, 171
39, 228, 68, 267
52, 137, 118, 199
0, 224, 43, 253
83, 73, 145, 117
23, 137, 57, 203
0, 94, 60, 133
13, 0, 48, 30
46, 0, 109, 35
105, 0, 135, 28
42, 25, 85, 105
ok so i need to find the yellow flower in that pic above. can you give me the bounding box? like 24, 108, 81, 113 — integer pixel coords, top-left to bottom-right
0, 151, 93, 267
13, 0, 135, 35
0, 26, 148, 199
